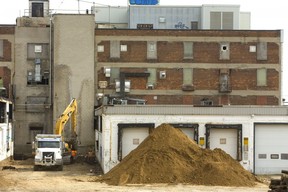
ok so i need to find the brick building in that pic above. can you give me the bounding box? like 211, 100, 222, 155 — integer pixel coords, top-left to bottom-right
95, 29, 282, 106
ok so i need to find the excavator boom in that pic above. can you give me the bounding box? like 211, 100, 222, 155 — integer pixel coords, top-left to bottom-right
55, 98, 77, 137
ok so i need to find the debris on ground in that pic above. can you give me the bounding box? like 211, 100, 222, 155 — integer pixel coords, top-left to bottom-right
268, 170, 288, 192
98, 123, 258, 186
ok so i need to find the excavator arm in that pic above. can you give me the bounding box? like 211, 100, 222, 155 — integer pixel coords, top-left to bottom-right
55, 98, 77, 139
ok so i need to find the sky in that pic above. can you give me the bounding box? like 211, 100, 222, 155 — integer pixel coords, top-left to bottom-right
0, 0, 287, 101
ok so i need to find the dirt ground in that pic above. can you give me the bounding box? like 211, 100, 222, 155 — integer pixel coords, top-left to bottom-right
0, 158, 272, 192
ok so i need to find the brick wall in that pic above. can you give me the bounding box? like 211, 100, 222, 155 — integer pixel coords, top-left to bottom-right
96, 29, 281, 105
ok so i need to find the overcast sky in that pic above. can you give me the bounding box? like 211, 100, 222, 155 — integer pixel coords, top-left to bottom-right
0, 0, 287, 100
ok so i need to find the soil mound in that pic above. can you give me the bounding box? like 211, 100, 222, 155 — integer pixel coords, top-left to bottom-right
100, 123, 257, 186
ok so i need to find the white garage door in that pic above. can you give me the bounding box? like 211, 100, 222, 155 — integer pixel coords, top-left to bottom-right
122, 127, 149, 158
255, 124, 288, 175
209, 128, 238, 159
179, 128, 195, 141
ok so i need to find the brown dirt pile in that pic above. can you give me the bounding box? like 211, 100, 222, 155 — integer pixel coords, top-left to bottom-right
100, 123, 257, 186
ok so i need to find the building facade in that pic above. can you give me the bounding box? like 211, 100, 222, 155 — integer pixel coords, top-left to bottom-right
95, 29, 282, 106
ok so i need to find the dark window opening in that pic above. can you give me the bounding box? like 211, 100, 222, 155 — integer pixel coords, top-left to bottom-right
191, 21, 198, 30
32, 3, 44, 17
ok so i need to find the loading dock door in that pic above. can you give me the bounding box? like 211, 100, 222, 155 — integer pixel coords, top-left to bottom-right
209, 128, 238, 159
255, 124, 288, 174
179, 128, 195, 141
122, 127, 149, 158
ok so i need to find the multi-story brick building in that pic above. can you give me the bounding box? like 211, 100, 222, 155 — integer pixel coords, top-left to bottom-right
96, 29, 282, 106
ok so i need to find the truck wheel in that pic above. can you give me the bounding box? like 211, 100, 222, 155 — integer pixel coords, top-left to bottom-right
57, 165, 63, 171
33, 165, 39, 171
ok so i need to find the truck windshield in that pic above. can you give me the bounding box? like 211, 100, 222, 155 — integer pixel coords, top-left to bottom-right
38, 141, 60, 148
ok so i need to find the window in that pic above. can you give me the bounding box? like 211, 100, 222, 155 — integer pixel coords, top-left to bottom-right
38, 141, 60, 148
191, 22, 198, 30
257, 68, 267, 86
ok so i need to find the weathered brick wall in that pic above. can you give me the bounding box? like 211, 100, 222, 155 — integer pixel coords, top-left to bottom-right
96, 29, 281, 105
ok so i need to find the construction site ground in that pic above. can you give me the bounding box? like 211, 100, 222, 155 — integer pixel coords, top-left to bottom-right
0, 158, 272, 192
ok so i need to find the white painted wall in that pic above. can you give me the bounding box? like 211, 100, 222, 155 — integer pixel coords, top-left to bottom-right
0, 102, 13, 161
96, 113, 288, 174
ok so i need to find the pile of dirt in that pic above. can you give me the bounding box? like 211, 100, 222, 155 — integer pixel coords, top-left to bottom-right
100, 123, 257, 186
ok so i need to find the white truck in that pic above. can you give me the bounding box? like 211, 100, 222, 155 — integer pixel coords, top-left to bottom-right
33, 134, 64, 171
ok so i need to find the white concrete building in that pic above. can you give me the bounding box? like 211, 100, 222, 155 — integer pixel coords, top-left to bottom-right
95, 105, 288, 175
0, 98, 13, 161
92, 4, 250, 30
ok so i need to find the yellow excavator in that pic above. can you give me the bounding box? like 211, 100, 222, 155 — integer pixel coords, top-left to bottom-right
55, 98, 78, 162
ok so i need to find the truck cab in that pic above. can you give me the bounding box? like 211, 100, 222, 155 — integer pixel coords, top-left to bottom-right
33, 134, 64, 171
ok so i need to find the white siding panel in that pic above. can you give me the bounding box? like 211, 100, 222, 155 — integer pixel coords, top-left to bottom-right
255, 124, 288, 174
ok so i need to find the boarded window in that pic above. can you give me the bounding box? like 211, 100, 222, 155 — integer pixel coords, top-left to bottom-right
183, 68, 193, 85
147, 41, 157, 59
257, 42, 267, 60
26, 96, 48, 112
219, 43, 230, 60
147, 68, 156, 88
183, 42, 193, 59
0, 40, 3, 57
257, 68, 267, 86
210, 12, 221, 29
110, 41, 120, 59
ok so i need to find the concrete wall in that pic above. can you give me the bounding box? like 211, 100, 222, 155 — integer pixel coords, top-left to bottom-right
13, 24, 52, 157
53, 15, 95, 153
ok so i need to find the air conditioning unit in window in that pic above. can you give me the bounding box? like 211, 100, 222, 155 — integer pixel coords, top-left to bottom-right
159, 71, 166, 79
146, 83, 154, 90
182, 84, 194, 91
